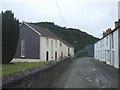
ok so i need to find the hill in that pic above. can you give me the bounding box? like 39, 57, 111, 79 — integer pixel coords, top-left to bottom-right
33, 22, 99, 52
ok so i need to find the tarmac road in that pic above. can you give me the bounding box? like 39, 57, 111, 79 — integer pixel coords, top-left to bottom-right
46, 57, 118, 88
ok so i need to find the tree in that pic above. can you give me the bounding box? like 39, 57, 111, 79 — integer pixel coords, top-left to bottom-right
2, 10, 19, 64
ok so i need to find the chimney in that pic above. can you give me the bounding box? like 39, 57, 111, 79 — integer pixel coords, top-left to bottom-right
115, 19, 120, 28
103, 31, 106, 37
115, 21, 119, 28
106, 28, 111, 35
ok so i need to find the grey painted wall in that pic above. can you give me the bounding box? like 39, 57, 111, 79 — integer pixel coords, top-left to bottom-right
14, 24, 40, 59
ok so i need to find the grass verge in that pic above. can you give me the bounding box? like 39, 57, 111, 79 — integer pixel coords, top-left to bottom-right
1, 61, 47, 76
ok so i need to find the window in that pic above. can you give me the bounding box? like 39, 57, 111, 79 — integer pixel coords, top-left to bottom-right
55, 40, 57, 48
46, 38, 49, 46
51, 40, 53, 58
111, 33, 114, 48
106, 37, 108, 45
103, 39, 104, 46
21, 39, 25, 57
60, 42, 62, 46
107, 50, 110, 61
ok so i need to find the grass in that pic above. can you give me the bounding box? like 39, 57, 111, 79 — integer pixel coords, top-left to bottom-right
1, 61, 47, 76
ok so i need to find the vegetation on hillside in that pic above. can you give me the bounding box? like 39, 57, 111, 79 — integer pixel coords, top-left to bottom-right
33, 22, 99, 52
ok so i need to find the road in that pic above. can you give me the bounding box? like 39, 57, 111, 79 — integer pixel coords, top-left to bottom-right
46, 57, 118, 88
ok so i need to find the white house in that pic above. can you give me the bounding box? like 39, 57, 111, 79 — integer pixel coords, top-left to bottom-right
94, 19, 120, 69
13, 21, 74, 62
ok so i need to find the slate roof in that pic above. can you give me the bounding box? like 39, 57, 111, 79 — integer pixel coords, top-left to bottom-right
28, 23, 60, 40
21, 22, 74, 47
61, 40, 73, 47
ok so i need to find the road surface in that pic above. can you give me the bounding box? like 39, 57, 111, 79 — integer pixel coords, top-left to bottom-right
46, 57, 118, 88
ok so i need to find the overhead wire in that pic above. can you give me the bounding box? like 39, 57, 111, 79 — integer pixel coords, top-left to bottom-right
54, 0, 66, 26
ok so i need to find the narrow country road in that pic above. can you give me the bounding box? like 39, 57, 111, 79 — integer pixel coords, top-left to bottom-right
46, 57, 118, 88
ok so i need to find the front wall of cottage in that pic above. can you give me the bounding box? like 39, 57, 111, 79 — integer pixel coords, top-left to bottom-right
14, 24, 40, 59
40, 36, 74, 61
70, 47, 74, 57
40, 36, 60, 61
112, 30, 119, 68
59, 42, 69, 58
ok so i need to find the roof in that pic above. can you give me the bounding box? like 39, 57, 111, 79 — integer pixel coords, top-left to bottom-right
20, 21, 74, 47
61, 40, 74, 47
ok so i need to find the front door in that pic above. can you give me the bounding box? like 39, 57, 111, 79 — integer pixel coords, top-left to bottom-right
112, 51, 114, 66
55, 51, 57, 60
46, 51, 49, 61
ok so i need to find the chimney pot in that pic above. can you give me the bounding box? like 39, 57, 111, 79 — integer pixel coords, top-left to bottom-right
115, 21, 119, 28
103, 31, 106, 37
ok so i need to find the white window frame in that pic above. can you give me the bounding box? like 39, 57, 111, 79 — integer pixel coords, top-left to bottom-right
21, 39, 25, 57
46, 38, 49, 46
55, 40, 57, 48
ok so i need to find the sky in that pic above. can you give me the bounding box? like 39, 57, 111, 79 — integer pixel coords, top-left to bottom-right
1, 0, 120, 38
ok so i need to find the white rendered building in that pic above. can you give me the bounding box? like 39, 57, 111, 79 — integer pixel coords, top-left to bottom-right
94, 19, 120, 69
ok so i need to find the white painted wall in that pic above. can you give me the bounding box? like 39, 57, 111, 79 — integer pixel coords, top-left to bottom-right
69, 47, 74, 58
40, 36, 74, 61
40, 36, 60, 61
94, 29, 119, 69
59, 42, 68, 57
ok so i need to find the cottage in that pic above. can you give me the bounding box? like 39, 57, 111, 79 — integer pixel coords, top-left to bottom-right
13, 21, 74, 62
94, 19, 120, 69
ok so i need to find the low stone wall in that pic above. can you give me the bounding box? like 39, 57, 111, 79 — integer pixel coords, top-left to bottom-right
2, 57, 72, 88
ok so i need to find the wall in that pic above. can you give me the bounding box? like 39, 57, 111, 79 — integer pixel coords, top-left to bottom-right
40, 36, 60, 61
40, 36, 74, 61
94, 28, 119, 68
14, 24, 40, 59
112, 30, 119, 68
2, 57, 72, 88
69, 47, 74, 58
59, 42, 68, 57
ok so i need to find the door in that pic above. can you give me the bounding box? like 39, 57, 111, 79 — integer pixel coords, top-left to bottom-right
68, 48, 70, 56
46, 51, 49, 61
55, 51, 57, 60
112, 51, 114, 66
61, 52, 63, 58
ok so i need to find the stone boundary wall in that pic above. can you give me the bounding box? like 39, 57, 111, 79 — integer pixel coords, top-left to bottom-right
2, 57, 72, 88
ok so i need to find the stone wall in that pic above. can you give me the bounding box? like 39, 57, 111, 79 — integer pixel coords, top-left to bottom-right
2, 57, 72, 88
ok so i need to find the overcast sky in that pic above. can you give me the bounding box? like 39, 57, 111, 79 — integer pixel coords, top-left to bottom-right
1, 0, 120, 38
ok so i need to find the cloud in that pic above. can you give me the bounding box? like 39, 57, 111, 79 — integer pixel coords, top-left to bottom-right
1, 0, 119, 38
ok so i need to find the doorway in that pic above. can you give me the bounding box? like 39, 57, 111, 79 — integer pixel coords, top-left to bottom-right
55, 51, 57, 60
61, 52, 63, 58
112, 51, 114, 66
46, 51, 49, 61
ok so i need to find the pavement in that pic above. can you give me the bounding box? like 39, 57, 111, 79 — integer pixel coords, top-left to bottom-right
46, 57, 118, 88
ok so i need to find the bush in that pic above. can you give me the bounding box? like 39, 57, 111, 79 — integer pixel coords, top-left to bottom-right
2, 10, 19, 64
